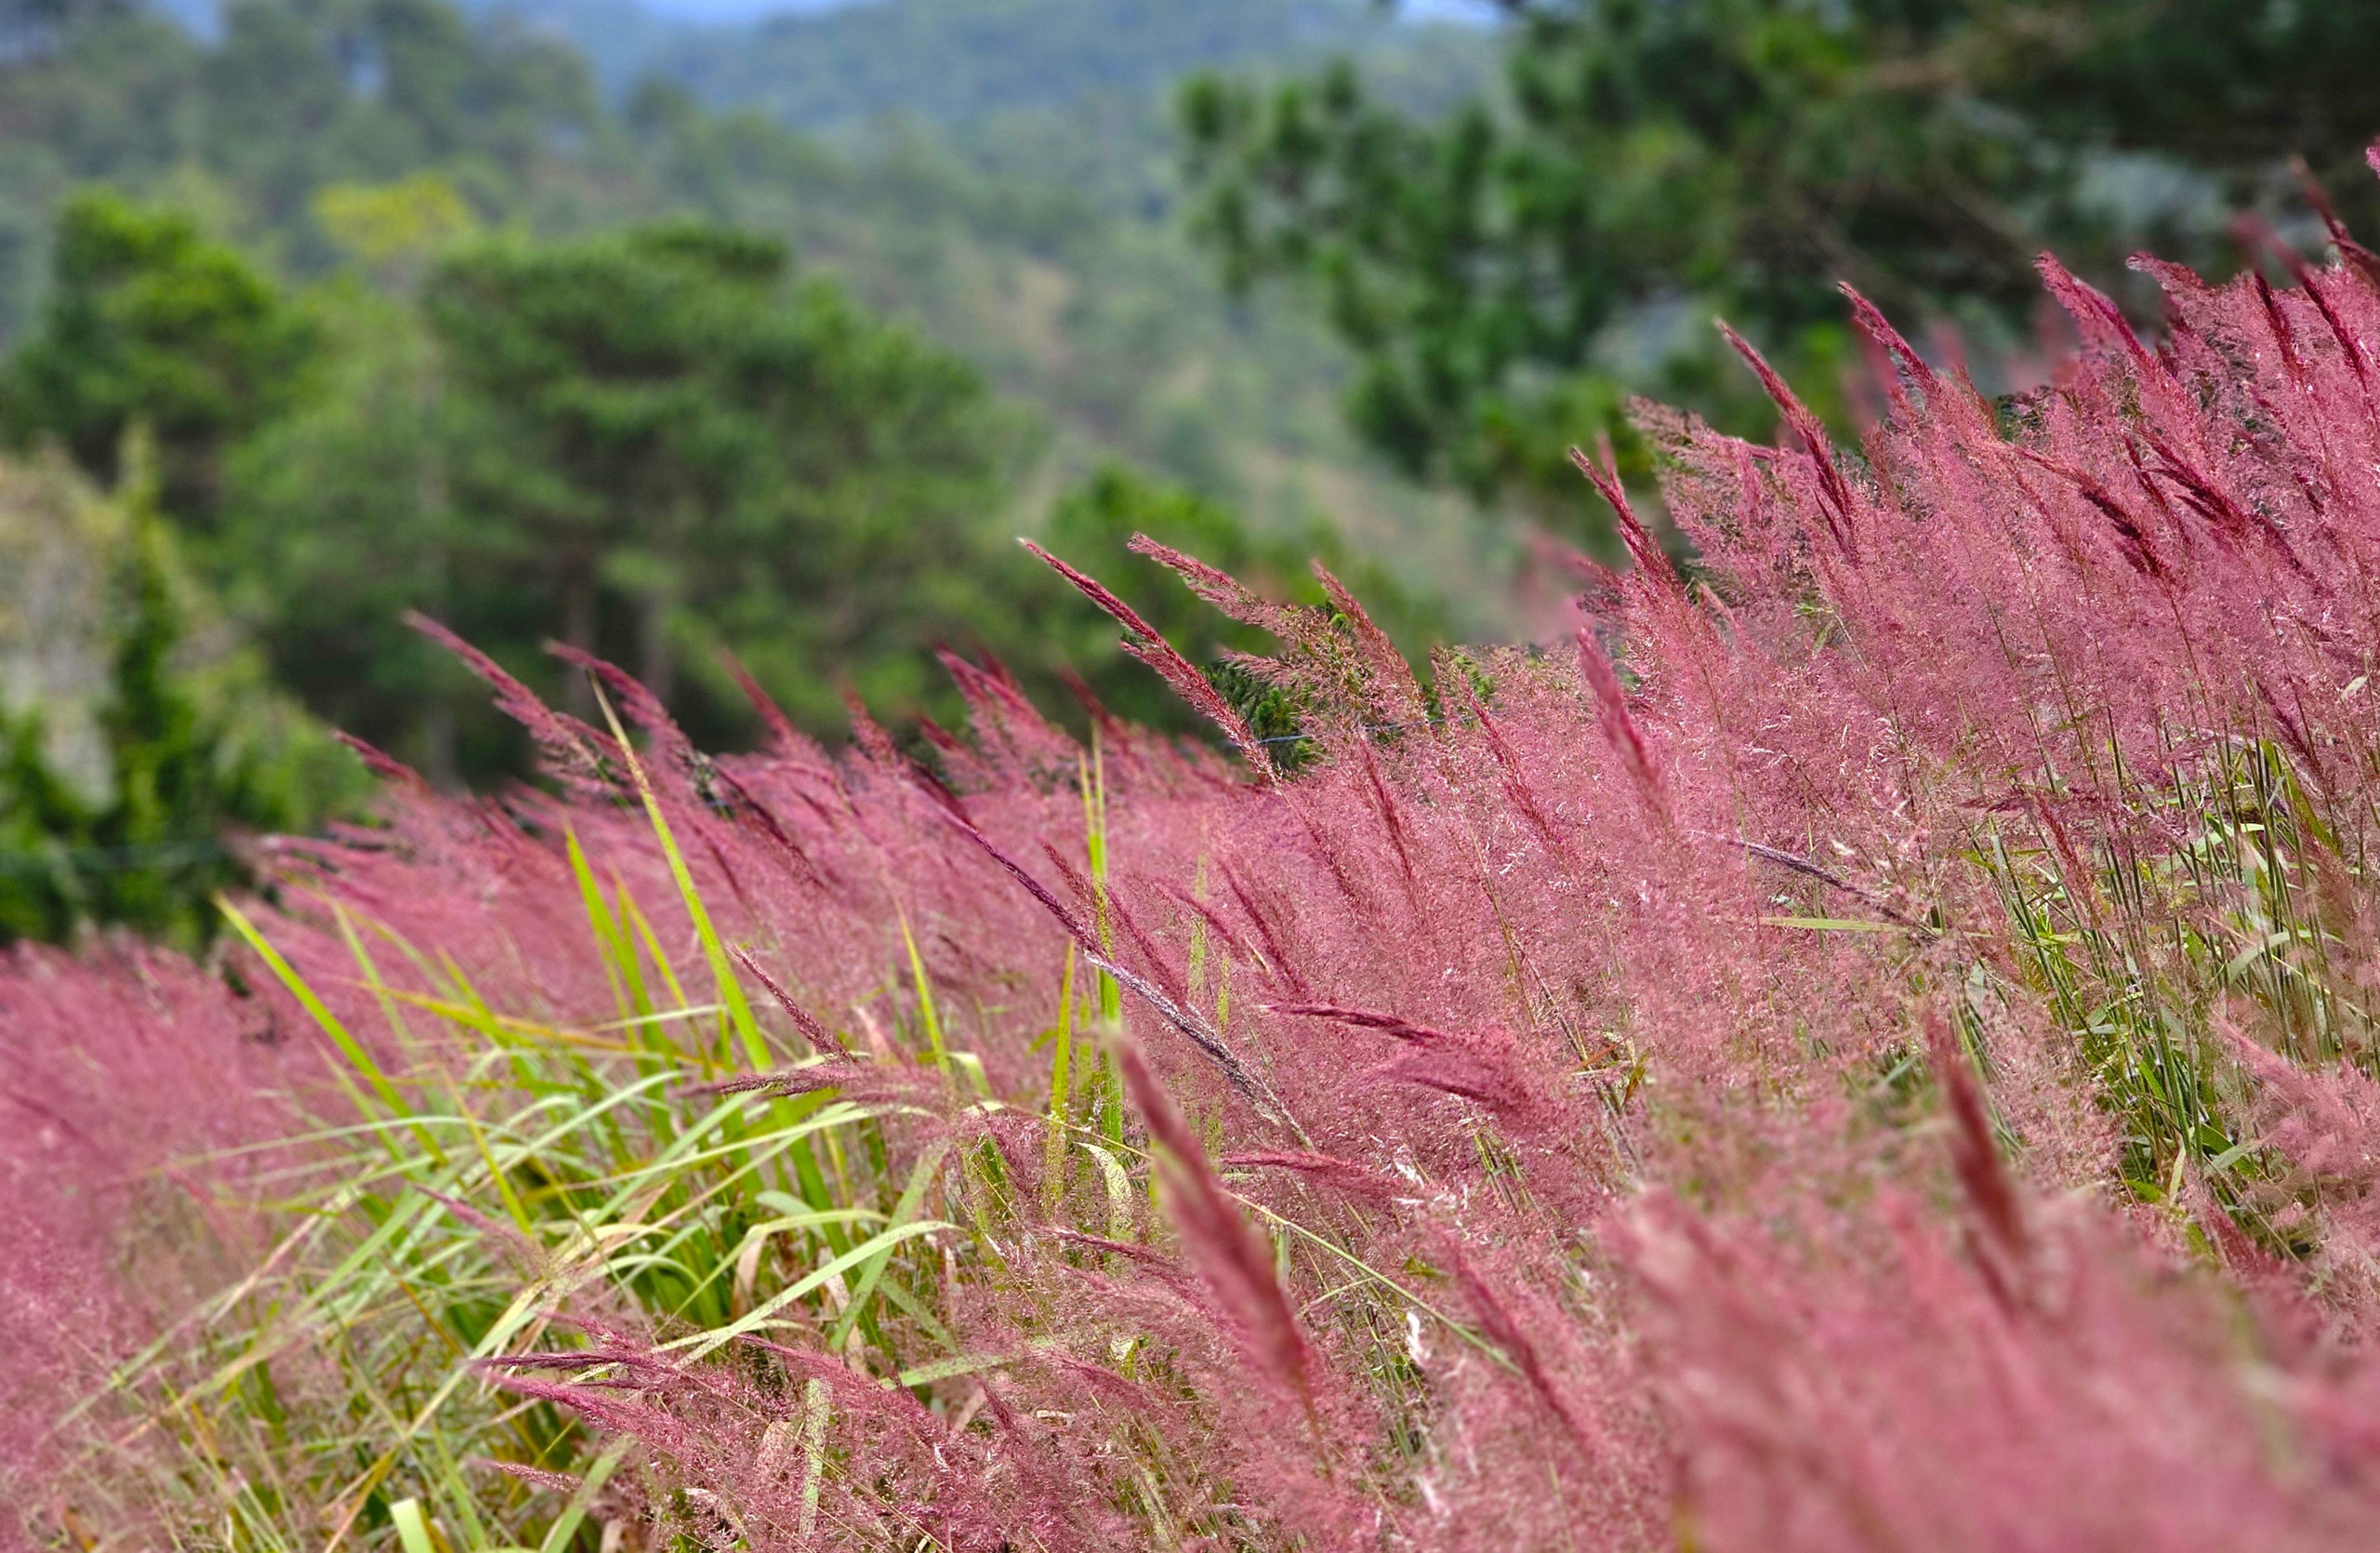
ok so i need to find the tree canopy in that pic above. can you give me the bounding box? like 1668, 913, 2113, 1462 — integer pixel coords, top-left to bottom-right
0, 191, 316, 524
0, 446, 359, 947
1182, 0, 2380, 505
226, 221, 1037, 776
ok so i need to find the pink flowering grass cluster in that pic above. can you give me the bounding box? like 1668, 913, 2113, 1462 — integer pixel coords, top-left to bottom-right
19, 220, 2380, 1550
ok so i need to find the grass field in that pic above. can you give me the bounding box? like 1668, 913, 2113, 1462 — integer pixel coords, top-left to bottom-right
17, 246, 2380, 1550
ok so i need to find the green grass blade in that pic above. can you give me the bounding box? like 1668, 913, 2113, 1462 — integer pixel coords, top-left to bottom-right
536, 1439, 629, 1553
590, 687, 769, 1071
831, 1138, 953, 1350
900, 910, 953, 1079
220, 896, 444, 1161
677, 1215, 954, 1361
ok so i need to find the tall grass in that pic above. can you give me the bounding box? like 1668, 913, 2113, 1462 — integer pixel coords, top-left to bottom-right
18, 237, 2380, 1548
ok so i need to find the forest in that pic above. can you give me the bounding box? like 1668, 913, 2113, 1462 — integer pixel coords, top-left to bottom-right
10, 1, 2380, 1548
0, 0, 1474, 936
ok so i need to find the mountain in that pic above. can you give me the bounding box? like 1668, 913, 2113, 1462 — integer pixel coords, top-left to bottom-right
647, 0, 1400, 128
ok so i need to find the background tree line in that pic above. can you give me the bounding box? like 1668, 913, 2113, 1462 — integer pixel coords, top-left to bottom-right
0, 184, 1418, 766
1182, 0, 2380, 505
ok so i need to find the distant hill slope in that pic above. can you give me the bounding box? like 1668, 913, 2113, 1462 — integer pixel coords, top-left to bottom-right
438, 0, 1505, 597
508, 0, 1414, 122
466, 0, 706, 93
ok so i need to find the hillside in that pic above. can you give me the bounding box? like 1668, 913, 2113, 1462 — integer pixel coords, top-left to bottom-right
637, 1, 1514, 615
660, 105, 1510, 618
0, 0, 1515, 635
643, 0, 1408, 129
549, 0, 1511, 604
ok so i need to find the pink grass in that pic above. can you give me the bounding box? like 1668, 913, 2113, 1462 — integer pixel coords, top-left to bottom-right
21, 221, 2380, 1547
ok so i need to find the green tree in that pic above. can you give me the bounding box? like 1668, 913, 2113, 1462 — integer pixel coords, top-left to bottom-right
219, 280, 502, 784
192, 0, 602, 245
0, 0, 130, 59
416, 221, 1033, 749
0, 190, 316, 525
0, 0, 609, 336
1181, 0, 2380, 508
0, 448, 360, 948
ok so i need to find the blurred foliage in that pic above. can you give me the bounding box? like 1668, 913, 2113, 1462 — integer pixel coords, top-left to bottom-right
220, 220, 1043, 781
419, 221, 1033, 752
1041, 462, 1440, 743
0, 0, 1489, 572
312, 172, 479, 272
630, 0, 1464, 135
0, 445, 363, 947
1181, 0, 2380, 507
218, 274, 509, 782
0, 0, 605, 327
0, 191, 317, 524
0, 0, 1488, 752
218, 215, 1433, 784
0, 0, 1485, 946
